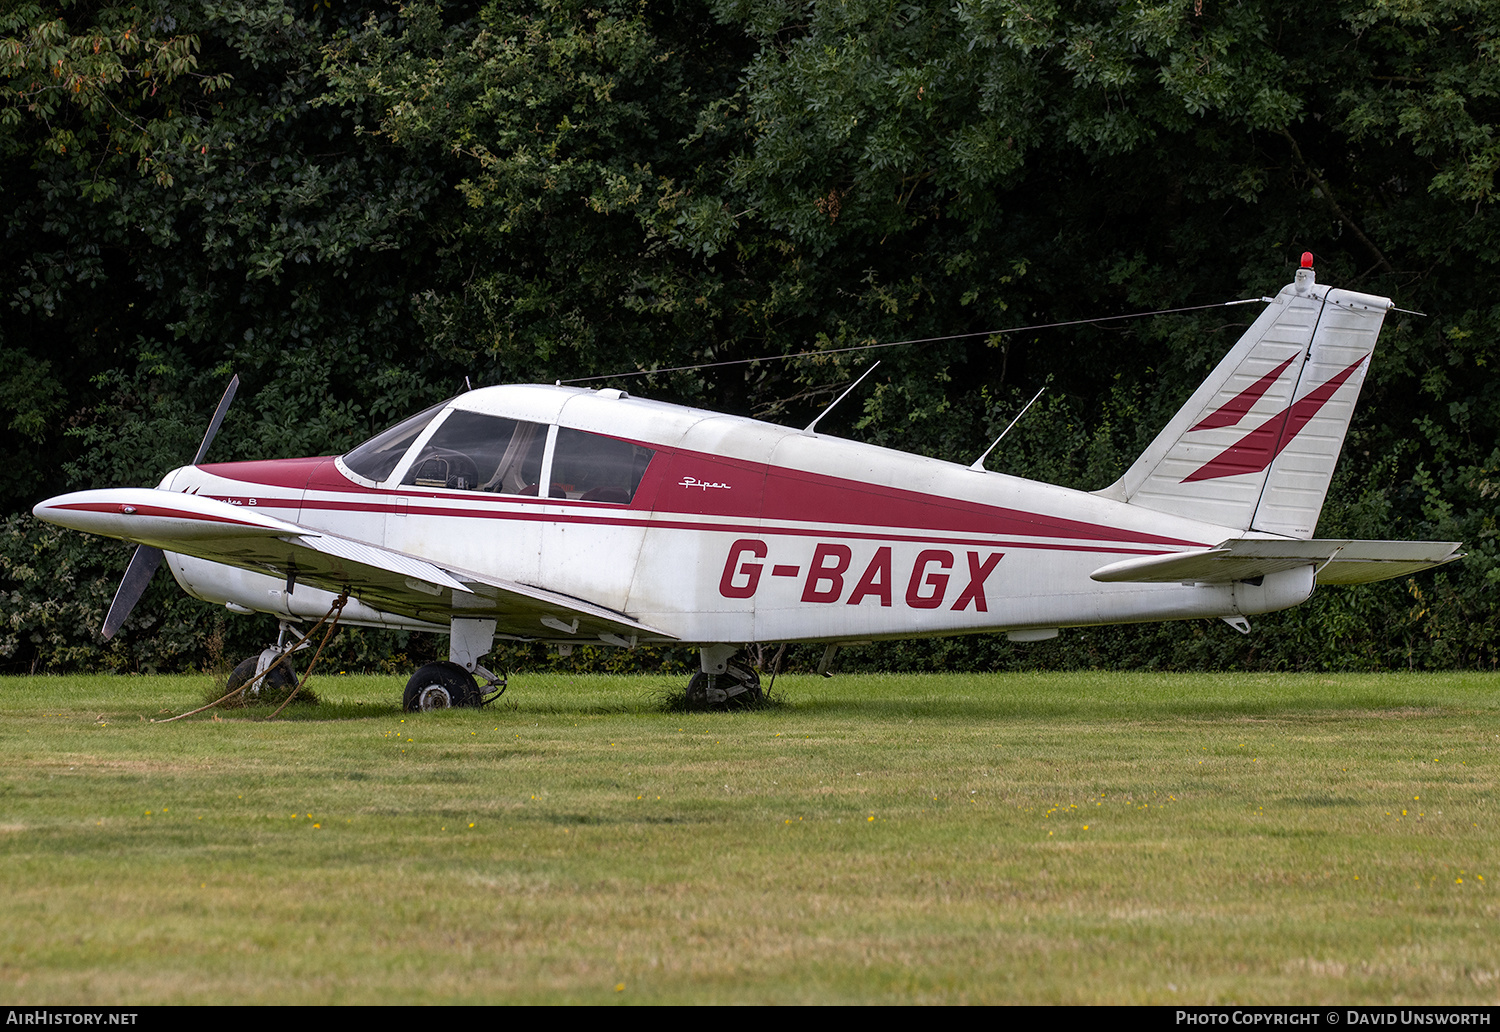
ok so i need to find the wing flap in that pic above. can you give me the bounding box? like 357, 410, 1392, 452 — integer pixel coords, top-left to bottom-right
248, 533, 675, 640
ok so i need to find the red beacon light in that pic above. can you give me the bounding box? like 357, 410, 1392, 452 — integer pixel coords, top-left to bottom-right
1300, 251, 1314, 269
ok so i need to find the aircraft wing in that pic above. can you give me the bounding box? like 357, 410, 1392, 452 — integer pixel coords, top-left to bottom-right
1089, 538, 1464, 586
32, 488, 674, 642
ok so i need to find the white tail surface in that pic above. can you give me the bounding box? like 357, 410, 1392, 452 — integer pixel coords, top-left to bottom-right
1096, 266, 1393, 538
1089, 538, 1463, 586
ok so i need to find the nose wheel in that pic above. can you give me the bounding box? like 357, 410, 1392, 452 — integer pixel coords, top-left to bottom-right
226, 655, 299, 698
223, 622, 312, 705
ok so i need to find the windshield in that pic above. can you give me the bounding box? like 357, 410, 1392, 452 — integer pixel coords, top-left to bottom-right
341, 401, 450, 483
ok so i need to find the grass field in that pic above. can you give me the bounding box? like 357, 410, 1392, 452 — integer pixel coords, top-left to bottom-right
0, 669, 1496, 1004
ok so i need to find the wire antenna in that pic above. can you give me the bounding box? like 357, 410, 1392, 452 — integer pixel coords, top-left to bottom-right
560, 298, 1267, 387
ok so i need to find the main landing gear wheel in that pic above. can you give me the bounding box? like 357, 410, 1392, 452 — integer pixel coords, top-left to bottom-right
404, 661, 481, 712
686, 658, 763, 709
226, 655, 298, 698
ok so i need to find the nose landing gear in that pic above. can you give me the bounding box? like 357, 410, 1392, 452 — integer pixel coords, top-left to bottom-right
224, 620, 310, 703
226, 653, 300, 699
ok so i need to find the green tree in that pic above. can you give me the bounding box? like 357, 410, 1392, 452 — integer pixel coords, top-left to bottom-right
2, 0, 1496, 674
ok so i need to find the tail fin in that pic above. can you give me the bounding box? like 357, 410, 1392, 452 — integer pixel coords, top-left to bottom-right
1095, 262, 1393, 538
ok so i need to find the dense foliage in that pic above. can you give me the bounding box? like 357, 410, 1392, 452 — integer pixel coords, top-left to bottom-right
2, 0, 1495, 675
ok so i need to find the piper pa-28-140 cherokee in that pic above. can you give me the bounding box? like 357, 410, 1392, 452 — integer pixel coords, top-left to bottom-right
33, 258, 1463, 709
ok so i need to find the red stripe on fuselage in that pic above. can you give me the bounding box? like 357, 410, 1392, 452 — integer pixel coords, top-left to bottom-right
197, 440, 1206, 550
293, 494, 1183, 555
755, 467, 1191, 547
197, 455, 334, 490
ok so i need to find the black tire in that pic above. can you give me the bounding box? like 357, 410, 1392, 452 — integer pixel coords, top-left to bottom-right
685, 660, 762, 709
226, 655, 298, 698
403, 661, 481, 712
686, 670, 711, 707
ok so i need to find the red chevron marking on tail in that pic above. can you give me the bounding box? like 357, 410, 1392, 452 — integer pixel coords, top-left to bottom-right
1181, 356, 1368, 484
1189, 355, 1298, 432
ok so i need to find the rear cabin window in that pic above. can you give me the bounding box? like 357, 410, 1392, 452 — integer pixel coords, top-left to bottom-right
548, 428, 654, 504
402, 411, 548, 494
342, 401, 449, 484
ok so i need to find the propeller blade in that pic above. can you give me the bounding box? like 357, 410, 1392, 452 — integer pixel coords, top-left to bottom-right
101, 375, 238, 640
101, 545, 164, 640
192, 374, 240, 466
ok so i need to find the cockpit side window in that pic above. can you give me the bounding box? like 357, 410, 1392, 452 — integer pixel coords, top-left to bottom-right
342, 401, 449, 484
548, 428, 654, 504
401, 410, 547, 495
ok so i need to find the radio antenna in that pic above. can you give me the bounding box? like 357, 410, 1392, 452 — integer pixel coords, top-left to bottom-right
802, 362, 881, 436
968, 386, 1046, 471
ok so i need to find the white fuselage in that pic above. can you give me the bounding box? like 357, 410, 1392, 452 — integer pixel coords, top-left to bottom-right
162, 384, 1312, 645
